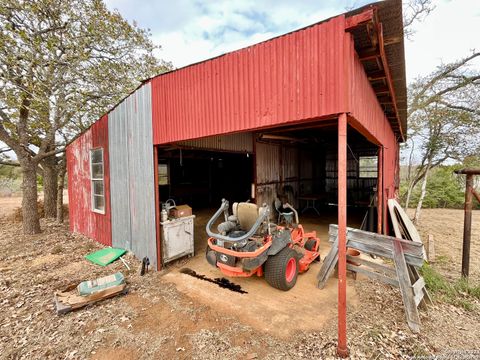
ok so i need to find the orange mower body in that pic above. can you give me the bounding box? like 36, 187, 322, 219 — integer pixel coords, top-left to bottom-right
206, 200, 320, 291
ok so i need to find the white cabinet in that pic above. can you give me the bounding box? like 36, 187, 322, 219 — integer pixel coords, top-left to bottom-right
160, 215, 195, 264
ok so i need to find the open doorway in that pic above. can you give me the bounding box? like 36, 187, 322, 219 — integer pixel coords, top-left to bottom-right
255, 122, 380, 233
156, 148, 254, 209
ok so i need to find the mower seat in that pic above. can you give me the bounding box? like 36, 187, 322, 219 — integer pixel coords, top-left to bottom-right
232, 202, 262, 232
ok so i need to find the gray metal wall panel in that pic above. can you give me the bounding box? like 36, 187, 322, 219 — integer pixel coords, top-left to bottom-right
109, 100, 132, 251
127, 83, 157, 269
109, 83, 157, 268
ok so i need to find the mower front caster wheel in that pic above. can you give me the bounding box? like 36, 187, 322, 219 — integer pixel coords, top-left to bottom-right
264, 247, 298, 291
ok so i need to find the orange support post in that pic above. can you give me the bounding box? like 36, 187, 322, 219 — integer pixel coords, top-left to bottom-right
377, 146, 384, 234
337, 113, 349, 357
153, 146, 162, 271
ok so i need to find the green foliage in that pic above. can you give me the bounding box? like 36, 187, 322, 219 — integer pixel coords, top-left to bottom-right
0, 164, 22, 194
0, 0, 173, 158
400, 164, 480, 209
420, 263, 479, 311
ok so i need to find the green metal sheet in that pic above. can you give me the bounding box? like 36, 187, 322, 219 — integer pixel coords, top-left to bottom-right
85, 248, 126, 266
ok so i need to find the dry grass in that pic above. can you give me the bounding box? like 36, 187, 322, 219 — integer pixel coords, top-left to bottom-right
10, 200, 69, 222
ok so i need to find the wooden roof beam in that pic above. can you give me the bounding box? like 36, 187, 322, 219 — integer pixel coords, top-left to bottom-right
345, 8, 375, 31
373, 84, 389, 94
358, 48, 380, 61
367, 70, 387, 81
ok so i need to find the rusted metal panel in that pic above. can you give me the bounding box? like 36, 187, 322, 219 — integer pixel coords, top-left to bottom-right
109, 82, 157, 268
67, 114, 111, 246
151, 16, 346, 145
176, 132, 253, 153
255, 142, 280, 185
255, 141, 302, 210
282, 146, 298, 181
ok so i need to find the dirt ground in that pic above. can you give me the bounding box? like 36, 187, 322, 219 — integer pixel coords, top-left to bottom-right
412, 208, 480, 283
0, 204, 479, 359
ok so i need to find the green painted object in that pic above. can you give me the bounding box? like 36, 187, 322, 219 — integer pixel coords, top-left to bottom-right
77, 272, 125, 296
85, 248, 126, 266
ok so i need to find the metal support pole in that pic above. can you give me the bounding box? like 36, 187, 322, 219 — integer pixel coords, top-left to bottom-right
462, 174, 473, 278
337, 113, 349, 358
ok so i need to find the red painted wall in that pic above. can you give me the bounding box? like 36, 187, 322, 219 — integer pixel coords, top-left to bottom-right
345, 35, 399, 200
67, 115, 111, 246
151, 16, 347, 144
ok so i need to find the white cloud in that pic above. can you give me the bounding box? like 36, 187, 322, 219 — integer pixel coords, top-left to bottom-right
405, 0, 480, 80
106, 0, 480, 78
106, 0, 366, 69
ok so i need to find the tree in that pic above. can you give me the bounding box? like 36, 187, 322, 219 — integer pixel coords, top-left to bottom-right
402, 53, 480, 222
402, 0, 435, 39
0, 0, 172, 233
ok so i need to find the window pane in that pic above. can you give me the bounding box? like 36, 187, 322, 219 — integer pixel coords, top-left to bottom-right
92, 163, 103, 179
91, 149, 103, 164
93, 180, 104, 196
93, 195, 105, 212
359, 156, 378, 178
158, 164, 169, 185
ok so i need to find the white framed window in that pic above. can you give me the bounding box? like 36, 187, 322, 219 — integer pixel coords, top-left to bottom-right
90, 148, 105, 214
359, 156, 378, 178
158, 163, 169, 185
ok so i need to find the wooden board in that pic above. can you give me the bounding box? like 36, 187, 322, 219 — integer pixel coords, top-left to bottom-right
317, 235, 339, 289
54, 284, 127, 315
387, 199, 422, 244
392, 239, 421, 333
328, 225, 425, 261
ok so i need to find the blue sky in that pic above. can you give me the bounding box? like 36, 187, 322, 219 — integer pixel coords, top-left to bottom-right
104, 0, 480, 82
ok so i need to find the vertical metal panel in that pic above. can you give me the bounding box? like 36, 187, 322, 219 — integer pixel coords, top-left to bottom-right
176, 132, 253, 153
109, 82, 157, 268
282, 146, 298, 181
255, 142, 280, 185
151, 15, 346, 145
66, 115, 112, 246
109, 100, 132, 251
255, 141, 302, 210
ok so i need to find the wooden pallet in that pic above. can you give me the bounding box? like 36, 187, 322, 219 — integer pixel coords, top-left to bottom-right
317, 225, 430, 333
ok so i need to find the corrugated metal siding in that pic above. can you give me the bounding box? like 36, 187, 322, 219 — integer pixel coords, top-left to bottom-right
67, 115, 112, 246
108, 98, 132, 250
109, 82, 157, 268
151, 16, 346, 145
255, 141, 301, 211
176, 132, 253, 153
346, 36, 399, 200
256, 142, 280, 185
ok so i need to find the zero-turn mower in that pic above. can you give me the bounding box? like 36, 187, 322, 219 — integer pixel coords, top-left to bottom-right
205, 199, 320, 291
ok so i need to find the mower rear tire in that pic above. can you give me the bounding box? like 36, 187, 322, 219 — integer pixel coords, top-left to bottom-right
264, 247, 298, 291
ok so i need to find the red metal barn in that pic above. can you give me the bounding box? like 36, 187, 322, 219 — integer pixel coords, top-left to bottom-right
67, 0, 405, 353
67, 0, 406, 268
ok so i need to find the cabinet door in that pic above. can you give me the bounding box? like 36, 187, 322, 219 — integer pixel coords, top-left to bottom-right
163, 219, 194, 261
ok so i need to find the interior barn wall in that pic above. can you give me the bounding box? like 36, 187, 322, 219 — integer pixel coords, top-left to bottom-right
151, 15, 346, 145
324, 146, 378, 205
176, 132, 253, 153
67, 114, 112, 246
255, 141, 301, 214
108, 82, 158, 268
